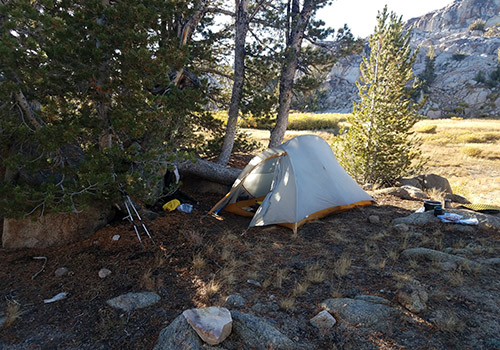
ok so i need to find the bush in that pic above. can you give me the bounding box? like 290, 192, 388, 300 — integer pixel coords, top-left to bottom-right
415, 124, 437, 134
468, 19, 486, 32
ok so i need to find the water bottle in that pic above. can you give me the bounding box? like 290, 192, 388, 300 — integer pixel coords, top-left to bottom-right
177, 203, 193, 213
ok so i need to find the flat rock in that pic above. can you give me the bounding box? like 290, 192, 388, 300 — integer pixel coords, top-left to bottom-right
183, 307, 232, 345
154, 313, 203, 350
354, 295, 392, 306
231, 311, 294, 350
106, 292, 160, 312
393, 209, 500, 230
374, 187, 412, 200
401, 185, 428, 199
321, 298, 400, 333
401, 248, 484, 271
310, 310, 337, 330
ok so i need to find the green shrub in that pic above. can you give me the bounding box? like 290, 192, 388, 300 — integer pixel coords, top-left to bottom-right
468, 19, 486, 32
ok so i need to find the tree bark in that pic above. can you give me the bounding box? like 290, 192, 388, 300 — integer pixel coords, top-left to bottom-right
268, 0, 315, 148
216, 0, 250, 166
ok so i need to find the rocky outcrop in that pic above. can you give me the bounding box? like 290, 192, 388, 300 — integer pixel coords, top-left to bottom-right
322, 0, 500, 117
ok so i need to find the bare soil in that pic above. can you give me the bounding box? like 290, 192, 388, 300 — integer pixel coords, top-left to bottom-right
1, 172, 499, 349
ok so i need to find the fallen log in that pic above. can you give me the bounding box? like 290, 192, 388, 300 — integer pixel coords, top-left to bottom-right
177, 158, 241, 186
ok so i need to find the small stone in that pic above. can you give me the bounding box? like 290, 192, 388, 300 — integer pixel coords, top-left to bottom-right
368, 215, 380, 224
310, 310, 337, 330
54, 267, 69, 277
247, 279, 261, 287
224, 294, 246, 309
394, 223, 409, 233
183, 307, 232, 345
112, 234, 120, 241
98, 268, 112, 279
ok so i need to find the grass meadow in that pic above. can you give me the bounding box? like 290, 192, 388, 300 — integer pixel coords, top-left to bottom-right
236, 113, 500, 205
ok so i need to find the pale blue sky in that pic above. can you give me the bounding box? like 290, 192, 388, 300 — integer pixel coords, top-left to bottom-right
318, 0, 455, 38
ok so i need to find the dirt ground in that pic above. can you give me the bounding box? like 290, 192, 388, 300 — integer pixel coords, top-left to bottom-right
1, 173, 499, 349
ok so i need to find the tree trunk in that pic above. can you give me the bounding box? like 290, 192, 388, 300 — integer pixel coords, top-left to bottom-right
268, 0, 315, 148
178, 158, 241, 186
216, 0, 250, 166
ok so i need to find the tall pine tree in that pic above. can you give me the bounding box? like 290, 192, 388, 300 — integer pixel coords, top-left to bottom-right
336, 7, 423, 186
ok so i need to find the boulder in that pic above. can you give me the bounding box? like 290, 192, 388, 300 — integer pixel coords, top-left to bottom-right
154, 314, 204, 350
231, 311, 294, 350
396, 282, 428, 313
422, 174, 453, 194
321, 298, 400, 334
444, 193, 470, 204
2, 204, 114, 249
106, 292, 161, 312
182, 307, 232, 345
98, 268, 112, 279
368, 215, 380, 224
373, 187, 412, 200
54, 267, 69, 277
401, 185, 428, 199
310, 310, 337, 330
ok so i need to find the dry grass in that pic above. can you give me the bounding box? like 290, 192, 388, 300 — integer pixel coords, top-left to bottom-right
447, 269, 464, 286
183, 229, 204, 247
140, 268, 156, 291
279, 296, 296, 310
434, 311, 466, 333
192, 253, 206, 271
2, 301, 24, 329
333, 253, 352, 277
306, 263, 327, 284
293, 280, 310, 296
205, 279, 221, 297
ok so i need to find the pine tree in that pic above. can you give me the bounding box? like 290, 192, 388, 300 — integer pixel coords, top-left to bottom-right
336, 7, 423, 186
0, 0, 219, 217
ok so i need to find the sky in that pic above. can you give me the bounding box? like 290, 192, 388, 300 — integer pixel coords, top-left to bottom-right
317, 0, 455, 38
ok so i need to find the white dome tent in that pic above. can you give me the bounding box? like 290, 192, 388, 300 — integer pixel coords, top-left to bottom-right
210, 135, 374, 233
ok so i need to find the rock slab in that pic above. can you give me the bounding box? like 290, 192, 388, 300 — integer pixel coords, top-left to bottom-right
182, 307, 232, 345
321, 298, 399, 333
396, 282, 429, 313
106, 292, 160, 312
154, 314, 203, 350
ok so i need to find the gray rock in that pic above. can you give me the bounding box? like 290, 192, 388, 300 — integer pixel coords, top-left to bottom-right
321, 298, 400, 333
440, 261, 458, 271
310, 310, 337, 330
393, 223, 410, 233
154, 314, 203, 350
182, 307, 232, 345
444, 193, 470, 204
0, 315, 7, 329
393, 211, 439, 226
231, 311, 294, 350
224, 294, 246, 309
481, 258, 500, 267
368, 215, 380, 224
401, 185, 428, 199
373, 187, 412, 199
396, 282, 428, 313
54, 267, 69, 277
107, 292, 161, 312
397, 178, 423, 190
354, 295, 392, 306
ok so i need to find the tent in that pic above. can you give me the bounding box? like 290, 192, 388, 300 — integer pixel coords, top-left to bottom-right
209, 135, 374, 233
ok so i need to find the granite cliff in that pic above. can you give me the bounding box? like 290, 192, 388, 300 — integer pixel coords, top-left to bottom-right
321, 0, 500, 117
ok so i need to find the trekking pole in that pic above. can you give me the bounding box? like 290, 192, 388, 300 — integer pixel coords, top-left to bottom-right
123, 198, 144, 249
126, 195, 155, 244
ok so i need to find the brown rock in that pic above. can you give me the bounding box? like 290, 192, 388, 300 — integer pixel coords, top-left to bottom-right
2, 204, 114, 249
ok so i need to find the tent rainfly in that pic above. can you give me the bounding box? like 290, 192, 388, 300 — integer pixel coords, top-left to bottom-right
209, 135, 374, 233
